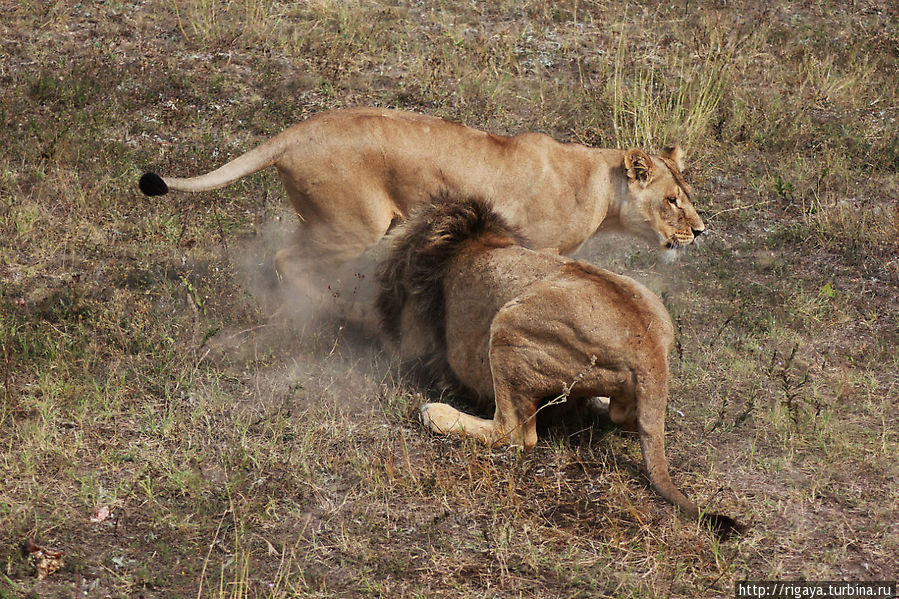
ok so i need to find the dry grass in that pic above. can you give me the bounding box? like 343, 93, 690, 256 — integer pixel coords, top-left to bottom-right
1, 1, 898, 597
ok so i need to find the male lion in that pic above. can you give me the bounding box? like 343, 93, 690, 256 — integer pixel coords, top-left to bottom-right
376, 195, 737, 535
139, 107, 703, 282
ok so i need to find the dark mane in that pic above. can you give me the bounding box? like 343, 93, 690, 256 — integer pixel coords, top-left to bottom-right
375, 193, 522, 375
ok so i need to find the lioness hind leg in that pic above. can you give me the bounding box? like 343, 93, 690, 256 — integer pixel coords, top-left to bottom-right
274, 239, 356, 286
274, 243, 310, 285
275, 218, 387, 285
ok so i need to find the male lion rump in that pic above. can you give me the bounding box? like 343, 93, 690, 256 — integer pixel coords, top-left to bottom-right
376, 196, 737, 534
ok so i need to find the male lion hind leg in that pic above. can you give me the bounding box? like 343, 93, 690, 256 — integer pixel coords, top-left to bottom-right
420, 393, 537, 450
421, 345, 539, 449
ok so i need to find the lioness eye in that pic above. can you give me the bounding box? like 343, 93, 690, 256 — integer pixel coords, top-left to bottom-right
666, 196, 678, 205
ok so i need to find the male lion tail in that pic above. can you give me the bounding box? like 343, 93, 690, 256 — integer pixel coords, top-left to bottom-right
139, 137, 282, 196
376, 193, 521, 344
636, 377, 745, 539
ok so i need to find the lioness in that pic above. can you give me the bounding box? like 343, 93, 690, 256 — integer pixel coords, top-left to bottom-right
139, 107, 703, 281
376, 195, 737, 535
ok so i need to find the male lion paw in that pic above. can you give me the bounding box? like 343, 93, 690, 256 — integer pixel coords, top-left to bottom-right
419, 403, 459, 434
420, 403, 493, 444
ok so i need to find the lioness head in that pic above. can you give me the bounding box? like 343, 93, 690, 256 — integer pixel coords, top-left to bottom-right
620, 145, 705, 250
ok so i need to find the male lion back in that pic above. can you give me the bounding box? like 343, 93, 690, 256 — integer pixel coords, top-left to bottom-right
375, 193, 523, 348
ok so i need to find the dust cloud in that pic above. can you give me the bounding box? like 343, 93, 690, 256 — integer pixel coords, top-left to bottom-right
202, 217, 400, 418
573, 230, 700, 299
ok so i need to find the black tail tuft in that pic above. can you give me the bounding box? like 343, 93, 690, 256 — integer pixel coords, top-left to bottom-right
702, 512, 745, 540
139, 172, 169, 196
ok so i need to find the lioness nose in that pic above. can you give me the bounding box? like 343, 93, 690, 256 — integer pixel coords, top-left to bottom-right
692, 228, 704, 237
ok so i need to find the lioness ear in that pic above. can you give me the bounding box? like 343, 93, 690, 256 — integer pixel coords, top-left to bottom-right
660, 144, 686, 171
624, 148, 655, 186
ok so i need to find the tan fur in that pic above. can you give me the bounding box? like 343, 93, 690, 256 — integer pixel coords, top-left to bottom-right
377, 197, 737, 535
141, 108, 704, 282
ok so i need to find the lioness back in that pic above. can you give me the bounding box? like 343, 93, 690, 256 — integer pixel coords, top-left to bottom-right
273, 108, 586, 222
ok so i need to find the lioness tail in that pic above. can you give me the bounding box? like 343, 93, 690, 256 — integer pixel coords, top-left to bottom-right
139, 138, 281, 196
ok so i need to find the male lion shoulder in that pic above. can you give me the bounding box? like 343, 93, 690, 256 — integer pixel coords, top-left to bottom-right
376, 194, 739, 537
140, 108, 705, 285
